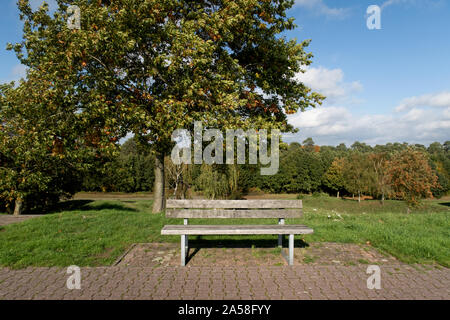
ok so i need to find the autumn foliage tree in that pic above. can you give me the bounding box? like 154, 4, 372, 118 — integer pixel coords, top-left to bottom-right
387, 148, 439, 210
10, 0, 323, 212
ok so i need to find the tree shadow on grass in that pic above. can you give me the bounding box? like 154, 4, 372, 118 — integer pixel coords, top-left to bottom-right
52, 200, 93, 212
47, 200, 139, 213
438, 202, 450, 207
23, 200, 94, 215
185, 237, 309, 264
84, 202, 139, 212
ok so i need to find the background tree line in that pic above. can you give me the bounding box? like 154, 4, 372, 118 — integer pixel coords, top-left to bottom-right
1, 134, 447, 214
80, 137, 448, 207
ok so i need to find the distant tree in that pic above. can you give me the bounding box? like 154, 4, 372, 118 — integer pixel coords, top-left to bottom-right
336, 143, 347, 152
387, 148, 439, 210
431, 170, 449, 199
289, 142, 302, 150
318, 146, 337, 172
82, 138, 154, 192
322, 157, 345, 198
443, 141, 450, 153
275, 144, 324, 193
427, 141, 450, 198
302, 137, 315, 152
343, 153, 374, 203
195, 164, 230, 199
165, 157, 191, 199
413, 144, 426, 151
427, 142, 443, 154
351, 141, 372, 153
118, 138, 154, 192
368, 152, 391, 205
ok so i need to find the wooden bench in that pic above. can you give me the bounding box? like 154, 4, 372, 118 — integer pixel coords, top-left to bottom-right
161, 199, 313, 266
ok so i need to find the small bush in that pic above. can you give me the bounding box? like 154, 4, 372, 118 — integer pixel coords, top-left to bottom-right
312, 191, 329, 198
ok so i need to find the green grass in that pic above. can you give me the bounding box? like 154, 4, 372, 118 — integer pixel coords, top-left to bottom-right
0, 195, 448, 268
0, 200, 175, 268
297, 196, 449, 267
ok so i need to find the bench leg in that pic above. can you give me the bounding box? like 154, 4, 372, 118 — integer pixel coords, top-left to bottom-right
183, 219, 189, 259
181, 235, 186, 266
289, 234, 294, 266
278, 218, 285, 248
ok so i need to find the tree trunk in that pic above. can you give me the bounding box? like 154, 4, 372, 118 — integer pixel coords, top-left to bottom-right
172, 174, 178, 199
152, 153, 166, 213
381, 192, 385, 206
13, 198, 23, 216
181, 185, 186, 199
358, 191, 361, 203
336, 191, 340, 198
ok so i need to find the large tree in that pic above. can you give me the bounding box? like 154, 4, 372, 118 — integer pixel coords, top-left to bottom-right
10, 0, 322, 212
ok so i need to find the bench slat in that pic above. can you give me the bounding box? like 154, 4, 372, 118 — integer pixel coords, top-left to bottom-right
166, 199, 302, 209
166, 209, 302, 219
161, 224, 313, 235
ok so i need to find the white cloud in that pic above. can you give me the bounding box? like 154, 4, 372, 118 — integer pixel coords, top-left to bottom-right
288, 66, 450, 146
401, 108, 425, 122
286, 104, 450, 146
289, 106, 351, 133
295, 66, 363, 104
294, 0, 350, 18
381, 0, 445, 11
381, 0, 408, 10
443, 107, 450, 119
395, 91, 450, 111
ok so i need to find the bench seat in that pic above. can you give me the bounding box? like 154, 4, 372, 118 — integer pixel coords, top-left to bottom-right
161, 224, 314, 235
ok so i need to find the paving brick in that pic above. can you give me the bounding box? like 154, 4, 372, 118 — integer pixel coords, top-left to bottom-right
0, 264, 448, 300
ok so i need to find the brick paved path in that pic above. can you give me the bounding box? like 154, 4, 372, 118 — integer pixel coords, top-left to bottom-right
1, 265, 448, 300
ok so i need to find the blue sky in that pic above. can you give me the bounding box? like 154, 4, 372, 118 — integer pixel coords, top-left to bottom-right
1, 0, 449, 146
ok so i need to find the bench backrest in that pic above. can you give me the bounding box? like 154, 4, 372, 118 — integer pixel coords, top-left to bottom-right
166, 200, 302, 219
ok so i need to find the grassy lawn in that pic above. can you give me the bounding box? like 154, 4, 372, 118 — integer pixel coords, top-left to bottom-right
0, 195, 448, 268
